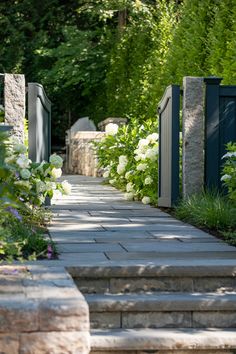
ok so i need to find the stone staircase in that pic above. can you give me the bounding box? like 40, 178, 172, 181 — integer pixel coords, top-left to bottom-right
70, 264, 236, 353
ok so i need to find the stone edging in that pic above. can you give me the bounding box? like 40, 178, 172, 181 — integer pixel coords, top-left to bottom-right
0, 265, 90, 354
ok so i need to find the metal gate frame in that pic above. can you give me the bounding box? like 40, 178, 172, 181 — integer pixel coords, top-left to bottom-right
28, 83, 51, 163
204, 77, 236, 190
158, 85, 180, 207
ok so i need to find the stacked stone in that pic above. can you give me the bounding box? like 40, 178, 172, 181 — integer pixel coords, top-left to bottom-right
0, 265, 90, 353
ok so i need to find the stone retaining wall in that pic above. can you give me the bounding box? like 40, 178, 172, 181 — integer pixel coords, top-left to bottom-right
0, 265, 90, 354
66, 131, 106, 177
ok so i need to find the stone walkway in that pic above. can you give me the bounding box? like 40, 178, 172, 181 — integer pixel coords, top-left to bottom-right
48, 175, 236, 266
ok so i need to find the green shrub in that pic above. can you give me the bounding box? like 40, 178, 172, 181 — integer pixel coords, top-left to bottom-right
0, 131, 60, 261
95, 118, 158, 204
221, 142, 236, 202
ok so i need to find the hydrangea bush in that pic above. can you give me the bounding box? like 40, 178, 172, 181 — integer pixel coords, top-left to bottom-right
221, 142, 236, 202
4, 139, 71, 206
96, 119, 158, 205
0, 131, 71, 261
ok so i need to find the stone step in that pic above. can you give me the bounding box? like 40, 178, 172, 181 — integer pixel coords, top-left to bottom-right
90, 328, 236, 353
70, 264, 236, 294
86, 293, 236, 329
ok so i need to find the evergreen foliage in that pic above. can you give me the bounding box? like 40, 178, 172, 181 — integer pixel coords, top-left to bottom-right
0, 0, 235, 143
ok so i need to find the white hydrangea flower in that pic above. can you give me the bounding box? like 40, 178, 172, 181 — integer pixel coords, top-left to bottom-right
142, 196, 150, 204
145, 148, 157, 161
53, 189, 62, 199
222, 152, 236, 159
117, 164, 126, 175
124, 192, 134, 200
221, 174, 232, 181
61, 180, 72, 195
152, 146, 159, 155
103, 170, 110, 178
36, 180, 46, 193
51, 168, 62, 179
20, 168, 31, 180
134, 155, 141, 161
119, 155, 128, 166
126, 182, 134, 192
138, 139, 149, 148
49, 154, 63, 168
13, 143, 27, 154
109, 179, 116, 185
147, 133, 159, 143
16, 154, 31, 169
144, 176, 153, 185
105, 123, 119, 136
137, 163, 148, 171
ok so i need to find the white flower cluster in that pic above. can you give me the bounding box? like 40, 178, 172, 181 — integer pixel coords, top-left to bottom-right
49, 154, 63, 168
4, 139, 70, 206
221, 174, 232, 181
142, 196, 150, 205
103, 166, 111, 179
105, 123, 119, 136
124, 192, 134, 200
222, 152, 236, 159
51, 167, 62, 179
134, 134, 158, 163
117, 155, 128, 175
16, 154, 31, 169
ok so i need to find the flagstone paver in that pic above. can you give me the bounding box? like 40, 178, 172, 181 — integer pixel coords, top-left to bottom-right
48, 175, 236, 265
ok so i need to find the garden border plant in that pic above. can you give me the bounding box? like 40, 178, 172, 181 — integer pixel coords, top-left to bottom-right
0, 131, 71, 261
95, 119, 159, 205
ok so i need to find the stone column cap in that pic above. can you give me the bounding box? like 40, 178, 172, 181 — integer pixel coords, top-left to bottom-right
98, 117, 127, 131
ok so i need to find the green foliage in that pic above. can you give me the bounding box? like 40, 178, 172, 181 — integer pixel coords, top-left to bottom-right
95, 118, 159, 204
0, 0, 236, 143
206, 0, 236, 83
0, 131, 58, 261
221, 142, 236, 202
174, 191, 236, 232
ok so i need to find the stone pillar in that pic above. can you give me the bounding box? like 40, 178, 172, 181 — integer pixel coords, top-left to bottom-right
182, 77, 205, 197
98, 117, 127, 131
4, 74, 25, 143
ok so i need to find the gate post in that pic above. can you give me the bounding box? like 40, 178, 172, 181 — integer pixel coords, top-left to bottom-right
158, 85, 180, 207
204, 77, 223, 190
4, 74, 25, 143
182, 77, 205, 197
28, 83, 51, 163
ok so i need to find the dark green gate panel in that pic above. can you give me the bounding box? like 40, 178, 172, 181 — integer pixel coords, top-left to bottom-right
28, 83, 51, 163
204, 77, 236, 190
158, 85, 180, 207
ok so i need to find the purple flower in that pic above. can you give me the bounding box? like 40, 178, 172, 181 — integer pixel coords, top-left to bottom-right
6, 207, 22, 221
47, 245, 53, 259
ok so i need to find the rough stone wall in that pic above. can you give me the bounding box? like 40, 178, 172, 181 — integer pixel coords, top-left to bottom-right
67, 131, 106, 177
0, 265, 90, 354
4, 74, 25, 143
182, 77, 205, 197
